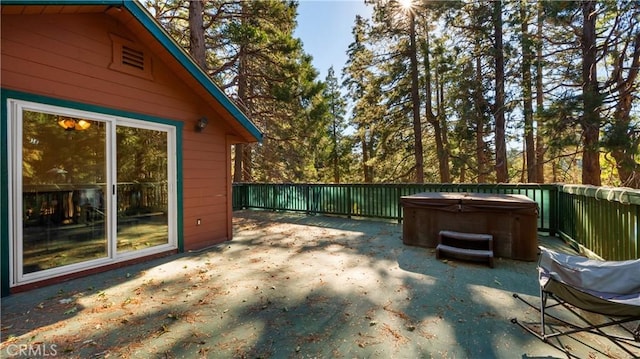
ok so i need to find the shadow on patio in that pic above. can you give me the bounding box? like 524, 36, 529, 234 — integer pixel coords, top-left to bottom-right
1, 210, 636, 358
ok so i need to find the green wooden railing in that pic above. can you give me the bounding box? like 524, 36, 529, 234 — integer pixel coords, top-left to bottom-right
232, 183, 639, 260
557, 184, 639, 260
232, 183, 557, 232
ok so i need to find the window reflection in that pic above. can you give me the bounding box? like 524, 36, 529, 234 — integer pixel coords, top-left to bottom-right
19, 109, 172, 276
22, 111, 108, 273
116, 126, 169, 252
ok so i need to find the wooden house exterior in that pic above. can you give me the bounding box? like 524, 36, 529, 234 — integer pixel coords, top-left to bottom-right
0, 1, 262, 295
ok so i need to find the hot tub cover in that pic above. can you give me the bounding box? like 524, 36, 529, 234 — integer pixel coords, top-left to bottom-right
400, 192, 538, 215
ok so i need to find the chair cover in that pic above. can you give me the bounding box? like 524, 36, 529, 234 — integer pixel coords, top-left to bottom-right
539, 247, 640, 317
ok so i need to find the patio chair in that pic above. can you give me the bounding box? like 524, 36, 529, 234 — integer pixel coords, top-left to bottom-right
511, 246, 640, 357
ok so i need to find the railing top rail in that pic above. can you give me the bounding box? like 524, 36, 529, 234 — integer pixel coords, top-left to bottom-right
559, 184, 640, 205
232, 182, 559, 189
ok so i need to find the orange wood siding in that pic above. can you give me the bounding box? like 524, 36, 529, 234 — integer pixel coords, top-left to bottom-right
1, 12, 237, 250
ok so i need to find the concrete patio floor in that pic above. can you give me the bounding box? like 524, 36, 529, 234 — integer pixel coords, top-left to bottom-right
1, 210, 638, 358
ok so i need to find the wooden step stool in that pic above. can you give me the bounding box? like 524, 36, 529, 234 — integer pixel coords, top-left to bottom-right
436, 230, 494, 268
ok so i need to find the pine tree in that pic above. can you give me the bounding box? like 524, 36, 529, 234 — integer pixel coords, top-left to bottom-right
344, 15, 377, 182
146, 0, 639, 187
519, 0, 537, 183
600, 1, 640, 188
493, 0, 508, 182
323, 67, 349, 183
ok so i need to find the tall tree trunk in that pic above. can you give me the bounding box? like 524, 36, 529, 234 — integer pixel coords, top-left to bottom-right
437, 71, 451, 182
192, 0, 247, 184
332, 114, 340, 183
580, 1, 602, 186
234, 45, 251, 181
521, 0, 536, 183
610, 32, 640, 188
475, 56, 488, 183
242, 143, 253, 181
233, 145, 243, 182
535, 1, 546, 183
362, 128, 372, 183
368, 136, 375, 181
408, 11, 424, 183
188, 0, 206, 69
520, 141, 526, 182
235, 2, 252, 182
493, 0, 508, 183
423, 27, 450, 183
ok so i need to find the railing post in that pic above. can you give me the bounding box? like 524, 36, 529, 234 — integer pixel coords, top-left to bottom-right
242, 183, 248, 209
635, 204, 640, 259
305, 184, 310, 215
397, 185, 402, 224
271, 184, 276, 211
347, 185, 352, 219
549, 184, 558, 237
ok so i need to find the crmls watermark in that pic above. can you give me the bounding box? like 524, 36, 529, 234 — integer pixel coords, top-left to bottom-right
4, 343, 58, 357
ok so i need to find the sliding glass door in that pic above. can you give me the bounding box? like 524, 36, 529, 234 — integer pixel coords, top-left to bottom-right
10, 100, 176, 285
21, 111, 108, 274
116, 125, 169, 253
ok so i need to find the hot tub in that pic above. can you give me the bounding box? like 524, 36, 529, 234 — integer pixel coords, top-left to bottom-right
401, 192, 539, 261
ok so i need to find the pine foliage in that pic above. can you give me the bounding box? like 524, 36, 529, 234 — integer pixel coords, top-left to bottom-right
144, 0, 640, 188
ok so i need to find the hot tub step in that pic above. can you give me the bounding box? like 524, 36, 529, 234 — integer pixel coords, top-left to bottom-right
437, 231, 494, 268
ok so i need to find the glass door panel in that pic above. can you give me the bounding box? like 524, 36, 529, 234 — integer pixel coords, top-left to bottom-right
21, 111, 108, 273
116, 126, 169, 252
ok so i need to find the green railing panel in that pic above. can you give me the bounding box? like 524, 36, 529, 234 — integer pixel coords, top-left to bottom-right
557, 185, 639, 261
233, 183, 557, 231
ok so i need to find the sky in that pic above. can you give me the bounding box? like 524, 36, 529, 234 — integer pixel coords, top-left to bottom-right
294, 0, 373, 80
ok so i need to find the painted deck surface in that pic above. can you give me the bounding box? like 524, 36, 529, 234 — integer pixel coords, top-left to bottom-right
2, 211, 636, 358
